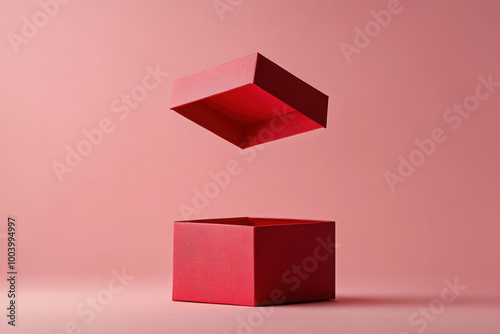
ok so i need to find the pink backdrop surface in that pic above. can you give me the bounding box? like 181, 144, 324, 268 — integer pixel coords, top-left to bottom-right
1, 0, 499, 333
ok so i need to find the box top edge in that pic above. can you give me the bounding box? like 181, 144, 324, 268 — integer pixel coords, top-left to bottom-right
174, 218, 335, 227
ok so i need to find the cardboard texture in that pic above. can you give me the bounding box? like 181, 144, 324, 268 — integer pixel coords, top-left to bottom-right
170, 53, 329, 148
172, 217, 335, 306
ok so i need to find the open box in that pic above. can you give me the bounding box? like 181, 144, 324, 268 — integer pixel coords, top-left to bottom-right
170, 53, 329, 148
172, 217, 335, 306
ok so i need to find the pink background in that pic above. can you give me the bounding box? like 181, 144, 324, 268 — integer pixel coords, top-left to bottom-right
1, 0, 499, 333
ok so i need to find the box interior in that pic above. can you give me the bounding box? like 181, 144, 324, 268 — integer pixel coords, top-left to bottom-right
177, 217, 331, 227
172, 84, 323, 148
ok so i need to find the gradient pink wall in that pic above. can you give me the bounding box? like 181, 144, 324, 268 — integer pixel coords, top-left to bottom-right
1, 0, 500, 312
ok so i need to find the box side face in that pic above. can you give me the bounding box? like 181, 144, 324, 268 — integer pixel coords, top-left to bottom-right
170, 54, 258, 109
253, 54, 329, 128
173, 222, 255, 306
254, 222, 335, 305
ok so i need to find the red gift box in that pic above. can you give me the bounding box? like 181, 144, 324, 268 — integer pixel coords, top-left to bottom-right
172, 217, 335, 306
170, 53, 329, 148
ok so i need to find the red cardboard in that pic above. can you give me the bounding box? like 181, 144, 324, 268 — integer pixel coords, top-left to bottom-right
172, 217, 335, 306
170, 53, 329, 148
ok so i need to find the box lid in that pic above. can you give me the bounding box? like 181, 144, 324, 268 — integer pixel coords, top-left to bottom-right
170, 53, 329, 148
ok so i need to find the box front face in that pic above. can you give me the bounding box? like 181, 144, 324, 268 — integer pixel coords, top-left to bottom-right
253, 222, 335, 305
173, 222, 255, 306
